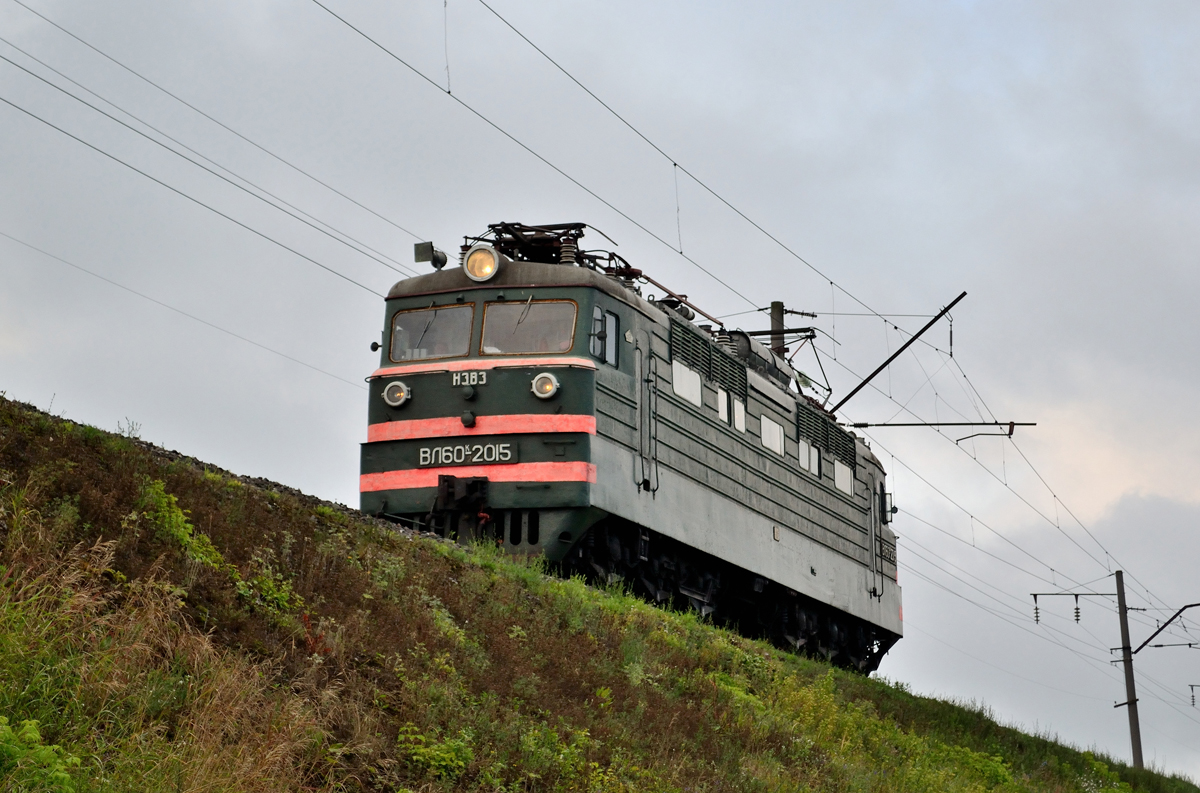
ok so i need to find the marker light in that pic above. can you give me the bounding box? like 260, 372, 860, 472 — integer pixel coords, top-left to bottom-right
531, 372, 559, 399
382, 380, 411, 407
464, 244, 501, 282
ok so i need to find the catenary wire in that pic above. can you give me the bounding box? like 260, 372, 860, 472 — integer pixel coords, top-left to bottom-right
899, 564, 1112, 666
899, 509, 1061, 588
946, 355, 1178, 617
907, 580, 1200, 734
901, 532, 1090, 620
898, 560, 1200, 725
8, 0, 425, 246
824, 346, 1115, 573
468, 0, 986, 347
0, 230, 367, 390
882, 396, 1189, 642
902, 622, 1109, 703
0, 44, 417, 278
902, 551, 1111, 656
306, 0, 759, 310
0, 91, 384, 297
902, 568, 1200, 743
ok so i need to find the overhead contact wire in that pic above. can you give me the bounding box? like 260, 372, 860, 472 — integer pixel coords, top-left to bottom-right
0, 45, 417, 277
0, 230, 367, 390
948, 356, 1175, 614
472, 0, 895, 321
10, 0, 425, 245
307, 0, 758, 309
0, 92, 383, 297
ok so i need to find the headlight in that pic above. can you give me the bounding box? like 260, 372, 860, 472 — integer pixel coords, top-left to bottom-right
464, 244, 501, 282
382, 380, 411, 407
531, 372, 559, 399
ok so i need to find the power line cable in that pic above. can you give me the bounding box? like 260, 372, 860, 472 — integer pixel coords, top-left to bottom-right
470, 0, 907, 324
901, 512, 1189, 645
0, 43, 417, 278
825, 346, 1115, 573
899, 509, 1060, 587
903, 622, 1110, 703
0, 230, 367, 390
900, 564, 1112, 666
306, 0, 758, 310
902, 552, 1111, 656
8, 0, 425, 246
903, 533, 1084, 622
947, 356, 1177, 617
0, 90, 384, 297
819, 341, 1185, 646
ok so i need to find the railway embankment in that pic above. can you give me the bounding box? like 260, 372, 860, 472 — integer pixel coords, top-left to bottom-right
0, 394, 1194, 792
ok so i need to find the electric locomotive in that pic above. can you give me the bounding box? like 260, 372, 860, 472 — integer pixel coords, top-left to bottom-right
361, 223, 902, 672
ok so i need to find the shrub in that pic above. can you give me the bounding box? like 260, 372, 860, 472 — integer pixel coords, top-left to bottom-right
135, 478, 224, 570
0, 717, 81, 792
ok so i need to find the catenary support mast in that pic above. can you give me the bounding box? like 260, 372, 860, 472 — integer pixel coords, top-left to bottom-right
1115, 571, 1144, 769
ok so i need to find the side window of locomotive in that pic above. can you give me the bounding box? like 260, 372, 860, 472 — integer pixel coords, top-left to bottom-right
732, 397, 746, 432
717, 386, 729, 424
604, 312, 618, 366
481, 300, 577, 355
671, 359, 703, 407
760, 414, 785, 456
390, 304, 474, 362
588, 306, 620, 367
834, 460, 854, 495
589, 306, 604, 358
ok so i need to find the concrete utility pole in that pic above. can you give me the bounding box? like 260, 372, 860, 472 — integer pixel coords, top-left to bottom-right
770, 301, 785, 356
1115, 571, 1144, 769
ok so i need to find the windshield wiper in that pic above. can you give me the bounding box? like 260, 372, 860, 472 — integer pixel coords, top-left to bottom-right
414, 307, 439, 349
515, 295, 533, 329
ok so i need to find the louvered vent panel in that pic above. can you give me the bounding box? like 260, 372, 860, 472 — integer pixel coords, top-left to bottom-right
712, 352, 747, 400
669, 320, 748, 401
798, 400, 856, 470
670, 322, 710, 377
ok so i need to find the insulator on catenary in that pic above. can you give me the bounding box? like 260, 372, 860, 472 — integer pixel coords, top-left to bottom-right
560, 238, 577, 266
1074, 595, 1080, 623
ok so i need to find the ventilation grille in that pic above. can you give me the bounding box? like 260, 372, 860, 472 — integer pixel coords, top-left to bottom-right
669, 320, 747, 400
797, 399, 856, 470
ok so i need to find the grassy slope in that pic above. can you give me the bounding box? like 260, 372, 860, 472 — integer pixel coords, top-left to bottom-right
0, 395, 1194, 793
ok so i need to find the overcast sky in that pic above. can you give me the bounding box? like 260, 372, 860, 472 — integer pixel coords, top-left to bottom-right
2, 0, 1199, 777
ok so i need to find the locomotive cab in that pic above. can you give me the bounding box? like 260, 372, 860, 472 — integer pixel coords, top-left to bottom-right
361, 233, 632, 557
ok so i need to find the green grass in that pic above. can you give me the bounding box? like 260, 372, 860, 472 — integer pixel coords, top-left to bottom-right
0, 394, 1195, 792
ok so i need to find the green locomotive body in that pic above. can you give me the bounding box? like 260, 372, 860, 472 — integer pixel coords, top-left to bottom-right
362, 223, 902, 671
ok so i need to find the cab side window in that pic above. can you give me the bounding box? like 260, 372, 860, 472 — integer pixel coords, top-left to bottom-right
590, 305, 620, 366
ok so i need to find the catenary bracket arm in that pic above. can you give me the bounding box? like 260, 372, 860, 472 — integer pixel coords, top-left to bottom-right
830, 291, 966, 414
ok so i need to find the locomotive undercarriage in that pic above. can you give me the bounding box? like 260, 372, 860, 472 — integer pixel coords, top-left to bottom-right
406, 494, 896, 673
558, 517, 896, 674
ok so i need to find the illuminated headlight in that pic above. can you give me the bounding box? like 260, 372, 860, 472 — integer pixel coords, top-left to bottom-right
531, 372, 559, 399
382, 380, 411, 407
464, 244, 501, 282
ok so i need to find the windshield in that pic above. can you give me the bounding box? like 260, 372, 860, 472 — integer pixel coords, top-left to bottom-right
481, 300, 577, 355
390, 304, 474, 362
